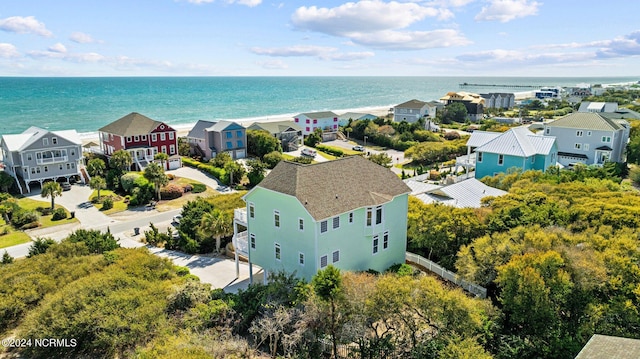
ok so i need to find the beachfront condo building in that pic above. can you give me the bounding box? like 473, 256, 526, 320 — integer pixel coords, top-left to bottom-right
232, 155, 411, 283
99, 112, 181, 171
0, 126, 83, 194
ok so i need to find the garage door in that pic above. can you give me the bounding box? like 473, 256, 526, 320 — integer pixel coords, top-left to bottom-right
235, 150, 246, 159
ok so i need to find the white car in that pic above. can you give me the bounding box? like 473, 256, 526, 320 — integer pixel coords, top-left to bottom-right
172, 214, 183, 225
301, 148, 317, 157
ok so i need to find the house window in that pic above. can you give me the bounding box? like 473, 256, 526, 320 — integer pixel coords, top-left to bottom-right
348, 212, 353, 224
43, 138, 49, 146
250, 233, 255, 249
226, 142, 233, 149
313, 119, 317, 124
294, 118, 299, 123
134, 135, 139, 141
226, 132, 233, 139
333, 117, 338, 122
366, 208, 372, 226
126, 136, 131, 143
170, 145, 175, 155
332, 250, 340, 263
160, 133, 166, 141
274, 210, 280, 228
373, 235, 379, 254
236, 130, 243, 138
383, 231, 389, 250
320, 255, 328, 268
602, 136, 611, 143
299, 252, 305, 265
59, 164, 63, 170
574, 143, 582, 150
275, 243, 281, 261
249, 203, 255, 218
161, 145, 167, 154
52, 137, 58, 145
152, 134, 157, 141
27, 154, 32, 161
31, 168, 35, 174
587, 131, 592, 136
71, 163, 75, 168
375, 206, 383, 225
576, 131, 583, 137
306, 127, 310, 132
477, 152, 483, 162
169, 132, 174, 140
584, 144, 590, 151
545, 128, 550, 135
321, 220, 328, 233
44, 166, 48, 172
299, 218, 304, 231
332, 216, 340, 229
237, 140, 243, 148
142, 135, 147, 141
70, 149, 74, 156
306, 119, 310, 124
531, 156, 535, 164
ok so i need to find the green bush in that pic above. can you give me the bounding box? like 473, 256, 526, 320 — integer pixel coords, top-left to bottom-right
160, 184, 183, 200
120, 173, 142, 194
51, 208, 67, 220
191, 183, 206, 193
316, 145, 344, 157
101, 197, 113, 210
263, 151, 284, 169
11, 209, 39, 228
291, 156, 313, 164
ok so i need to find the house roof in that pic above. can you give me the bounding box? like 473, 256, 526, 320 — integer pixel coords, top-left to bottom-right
466, 130, 502, 148
2, 126, 81, 152
339, 112, 378, 120
256, 155, 411, 221
600, 108, 640, 120
187, 120, 217, 139
558, 152, 589, 159
475, 126, 556, 157
99, 112, 169, 136
440, 91, 485, 104
248, 120, 302, 134
395, 99, 427, 109
208, 120, 244, 132
411, 178, 507, 208
297, 111, 338, 119
546, 112, 626, 131
575, 334, 640, 359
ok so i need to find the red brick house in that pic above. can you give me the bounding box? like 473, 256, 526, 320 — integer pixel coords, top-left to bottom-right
99, 112, 181, 170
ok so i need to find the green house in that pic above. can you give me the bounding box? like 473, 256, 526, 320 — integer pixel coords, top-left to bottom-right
232, 155, 411, 283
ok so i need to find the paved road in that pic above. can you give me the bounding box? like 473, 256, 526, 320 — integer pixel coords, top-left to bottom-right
323, 139, 408, 174
5, 171, 263, 292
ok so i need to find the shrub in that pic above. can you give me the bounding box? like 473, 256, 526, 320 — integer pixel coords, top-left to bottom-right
160, 184, 183, 200
120, 173, 142, 194
316, 145, 344, 157
263, 151, 283, 169
167, 173, 175, 180
191, 183, 206, 193
291, 156, 313, 164
12, 209, 39, 228
101, 197, 113, 210
52, 208, 67, 220
27, 237, 56, 257
429, 170, 442, 181
443, 131, 461, 140
36, 207, 52, 216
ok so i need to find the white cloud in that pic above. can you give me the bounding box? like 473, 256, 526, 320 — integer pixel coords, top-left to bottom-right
0, 16, 53, 37
475, 0, 540, 23
257, 59, 289, 69
70, 32, 99, 44
0, 43, 20, 58
183, 0, 262, 7
250, 45, 374, 61
48, 43, 67, 53
457, 49, 595, 64
350, 29, 470, 50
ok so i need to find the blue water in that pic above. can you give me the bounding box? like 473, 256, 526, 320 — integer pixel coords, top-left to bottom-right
1, 76, 637, 135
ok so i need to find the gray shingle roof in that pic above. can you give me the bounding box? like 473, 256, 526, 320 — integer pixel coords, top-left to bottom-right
546, 112, 625, 131
395, 99, 427, 109
248, 121, 302, 134
99, 112, 169, 136
187, 120, 217, 140
257, 156, 410, 220
298, 111, 339, 119
575, 334, 640, 359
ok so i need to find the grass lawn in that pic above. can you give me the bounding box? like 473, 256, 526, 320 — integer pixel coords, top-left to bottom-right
17, 198, 79, 228
0, 218, 31, 249
317, 152, 338, 161
90, 189, 128, 214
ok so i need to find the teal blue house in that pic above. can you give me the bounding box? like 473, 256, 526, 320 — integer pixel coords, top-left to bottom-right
466, 126, 557, 179
232, 156, 411, 283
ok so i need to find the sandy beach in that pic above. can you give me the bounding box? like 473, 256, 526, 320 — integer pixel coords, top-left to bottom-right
80, 105, 392, 145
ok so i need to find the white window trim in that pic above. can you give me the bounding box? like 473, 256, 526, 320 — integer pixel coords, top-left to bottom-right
348, 212, 354, 224
477, 152, 483, 163
574, 143, 582, 150
134, 135, 139, 142
373, 235, 379, 255
160, 133, 166, 141
332, 216, 340, 230
299, 252, 305, 266
332, 250, 340, 263
320, 255, 328, 268
320, 220, 328, 233
275, 242, 281, 261
576, 130, 583, 137
366, 208, 373, 227
298, 218, 304, 231
250, 233, 256, 249
151, 133, 157, 141
497, 154, 504, 166
249, 203, 255, 219
274, 210, 280, 228
383, 231, 389, 250
375, 206, 383, 225
169, 132, 175, 140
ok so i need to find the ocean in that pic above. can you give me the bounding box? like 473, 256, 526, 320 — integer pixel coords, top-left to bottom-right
1, 76, 638, 137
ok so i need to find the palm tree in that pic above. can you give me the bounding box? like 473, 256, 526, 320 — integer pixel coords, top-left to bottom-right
154, 152, 169, 170
86, 158, 106, 177
89, 176, 107, 201
200, 209, 232, 253
143, 162, 168, 201
110, 149, 132, 172
41, 181, 62, 210
0, 172, 15, 193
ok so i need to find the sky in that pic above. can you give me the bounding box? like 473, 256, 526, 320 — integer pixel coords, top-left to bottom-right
1, 0, 640, 77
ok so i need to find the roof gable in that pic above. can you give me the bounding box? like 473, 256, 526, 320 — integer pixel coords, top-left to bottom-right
99, 112, 170, 136
475, 126, 555, 157
297, 111, 338, 119
254, 156, 410, 220
187, 120, 217, 139
248, 121, 302, 134
1, 127, 81, 152
208, 120, 244, 132
395, 99, 427, 109
546, 112, 625, 131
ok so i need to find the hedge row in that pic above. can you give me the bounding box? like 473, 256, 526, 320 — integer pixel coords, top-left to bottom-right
181, 157, 229, 185
315, 145, 344, 157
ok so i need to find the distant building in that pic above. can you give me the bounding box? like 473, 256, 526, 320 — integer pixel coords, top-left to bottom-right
233, 156, 411, 283
534, 87, 562, 99
439, 92, 485, 122
404, 178, 507, 208
338, 112, 378, 126
464, 126, 557, 179
543, 112, 630, 166
578, 102, 619, 113
294, 111, 339, 142
186, 120, 247, 161
480, 93, 515, 109
393, 99, 430, 123
99, 112, 181, 171
1, 127, 83, 193
247, 120, 302, 152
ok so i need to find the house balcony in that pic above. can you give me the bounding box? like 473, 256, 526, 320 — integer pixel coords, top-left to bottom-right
455, 153, 476, 167
234, 207, 247, 226
36, 156, 68, 165
232, 231, 249, 258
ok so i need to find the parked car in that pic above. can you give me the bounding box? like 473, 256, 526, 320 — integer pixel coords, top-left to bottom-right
301, 148, 317, 157
61, 182, 71, 191
172, 214, 183, 225
352, 145, 364, 151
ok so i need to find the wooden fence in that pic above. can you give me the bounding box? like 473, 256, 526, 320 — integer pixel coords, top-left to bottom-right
406, 252, 487, 298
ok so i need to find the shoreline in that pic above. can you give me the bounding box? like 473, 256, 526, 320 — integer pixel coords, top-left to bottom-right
80, 104, 392, 144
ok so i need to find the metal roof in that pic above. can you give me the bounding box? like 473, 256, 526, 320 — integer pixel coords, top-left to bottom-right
411, 178, 506, 208
2, 127, 81, 152
475, 126, 555, 157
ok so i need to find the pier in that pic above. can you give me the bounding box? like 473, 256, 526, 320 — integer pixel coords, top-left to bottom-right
459, 82, 542, 89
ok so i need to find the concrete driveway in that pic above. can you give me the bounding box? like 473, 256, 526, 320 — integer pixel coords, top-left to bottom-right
284, 146, 329, 162
167, 166, 230, 191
